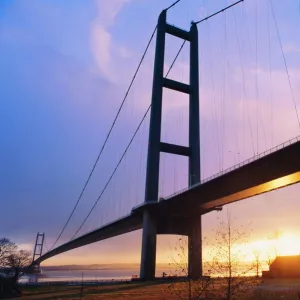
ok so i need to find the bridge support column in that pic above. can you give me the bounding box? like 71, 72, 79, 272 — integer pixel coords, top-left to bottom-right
32, 232, 45, 263
187, 22, 202, 279
140, 10, 166, 281
188, 216, 202, 279
140, 210, 157, 280
31, 264, 41, 273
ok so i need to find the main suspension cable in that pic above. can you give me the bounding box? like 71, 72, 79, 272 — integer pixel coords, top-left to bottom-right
50, 0, 185, 251
49, 25, 157, 250
194, 0, 244, 25
71, 41, 187, 239
165, 0, 181, 11
50, 0, 185, 250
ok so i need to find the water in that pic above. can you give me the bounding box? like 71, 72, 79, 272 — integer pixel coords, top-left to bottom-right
20, 264, 172, 283
20, 263, 263, 284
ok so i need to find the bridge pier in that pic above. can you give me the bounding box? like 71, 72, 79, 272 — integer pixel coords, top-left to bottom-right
25, 263, 41, 274
140, 210, 157, 280
188, 215, 202, 279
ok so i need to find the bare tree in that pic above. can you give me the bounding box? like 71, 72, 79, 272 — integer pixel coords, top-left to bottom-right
0, 238, 16, 269
265, 248, 277, 274
0, 239, 29, 298
166, 237, 213, 300
252, 250, 261, 278
6, 250, 31, 282
207, 211, 257, 300
265, 231, 279, 268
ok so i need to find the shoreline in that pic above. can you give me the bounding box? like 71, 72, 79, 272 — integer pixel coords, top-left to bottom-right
20, 278, 133, 286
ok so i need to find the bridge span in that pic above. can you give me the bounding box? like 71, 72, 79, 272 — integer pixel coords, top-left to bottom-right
33, 137, 300, 265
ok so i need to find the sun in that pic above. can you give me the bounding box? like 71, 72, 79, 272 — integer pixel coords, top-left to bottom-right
241, 232, 300, 262
276, 233, 300, 256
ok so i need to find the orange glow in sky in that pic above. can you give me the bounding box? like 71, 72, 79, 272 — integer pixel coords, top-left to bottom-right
226, 232, 300, 263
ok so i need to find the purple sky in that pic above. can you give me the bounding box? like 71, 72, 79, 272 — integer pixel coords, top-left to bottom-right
1, 0, 300, 265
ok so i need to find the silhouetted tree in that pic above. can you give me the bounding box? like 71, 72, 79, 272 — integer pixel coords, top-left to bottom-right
252, 250, 261, 278
0, 238, 26, 298
265, 231, 279, 268
166, 237, 213, 300
0, 238, 16, 269
207, 211, 258, 300
6, 250, 31, 282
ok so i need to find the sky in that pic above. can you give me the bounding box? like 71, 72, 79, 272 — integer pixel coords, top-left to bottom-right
1, 0, 300, 267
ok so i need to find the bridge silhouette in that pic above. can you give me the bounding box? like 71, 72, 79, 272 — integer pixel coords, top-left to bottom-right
30, 1, 300, 280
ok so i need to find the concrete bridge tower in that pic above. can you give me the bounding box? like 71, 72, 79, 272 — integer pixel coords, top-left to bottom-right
140, 10, 201, 280
31, 232, 45, 273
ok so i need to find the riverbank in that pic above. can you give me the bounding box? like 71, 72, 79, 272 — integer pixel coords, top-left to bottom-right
12, 278, 300, 299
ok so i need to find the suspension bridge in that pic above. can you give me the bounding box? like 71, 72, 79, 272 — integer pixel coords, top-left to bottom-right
28, 0, 300, 280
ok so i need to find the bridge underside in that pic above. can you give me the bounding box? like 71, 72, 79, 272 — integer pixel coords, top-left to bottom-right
33, 214, 142, 265
158, 139, 300, 213
33, 213, 194, 265
34, 140, 300, 266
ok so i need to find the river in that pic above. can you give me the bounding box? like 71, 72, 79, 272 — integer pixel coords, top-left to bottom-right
20, 264, 173, 283
20, 263, 262, 283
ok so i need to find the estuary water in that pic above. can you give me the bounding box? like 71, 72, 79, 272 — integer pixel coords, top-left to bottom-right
20, 264, 173, 283
20, 263, 262, 283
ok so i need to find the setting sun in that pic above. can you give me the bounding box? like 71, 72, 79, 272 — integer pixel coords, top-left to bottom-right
247, 232, 300, 262
276, 233, 300, 256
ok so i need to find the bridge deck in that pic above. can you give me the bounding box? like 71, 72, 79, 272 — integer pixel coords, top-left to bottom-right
34, 139, 300, 265
34, 214, 142, 264
161, 138, 300, 212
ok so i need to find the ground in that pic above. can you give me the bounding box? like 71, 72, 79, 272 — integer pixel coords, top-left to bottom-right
11, 278, 300, 299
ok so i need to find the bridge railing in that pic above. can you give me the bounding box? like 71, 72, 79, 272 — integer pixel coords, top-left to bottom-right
163, 135, 300, 200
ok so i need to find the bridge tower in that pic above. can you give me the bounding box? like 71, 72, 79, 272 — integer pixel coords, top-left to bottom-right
141, 10, 201, 280
32, 232, 45, 264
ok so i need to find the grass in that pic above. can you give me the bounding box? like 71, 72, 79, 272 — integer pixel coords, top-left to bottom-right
17, 281, 169, 299
11, 278, 300, 299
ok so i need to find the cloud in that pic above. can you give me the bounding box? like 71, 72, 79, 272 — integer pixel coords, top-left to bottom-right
91, 25, 112, 78
94, 0, 132, 28
118, 46, 133, 58
90, 0, 133, 80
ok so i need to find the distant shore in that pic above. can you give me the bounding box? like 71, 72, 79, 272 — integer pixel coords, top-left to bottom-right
20, 278, 132, 286
39, 263, 170, 271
